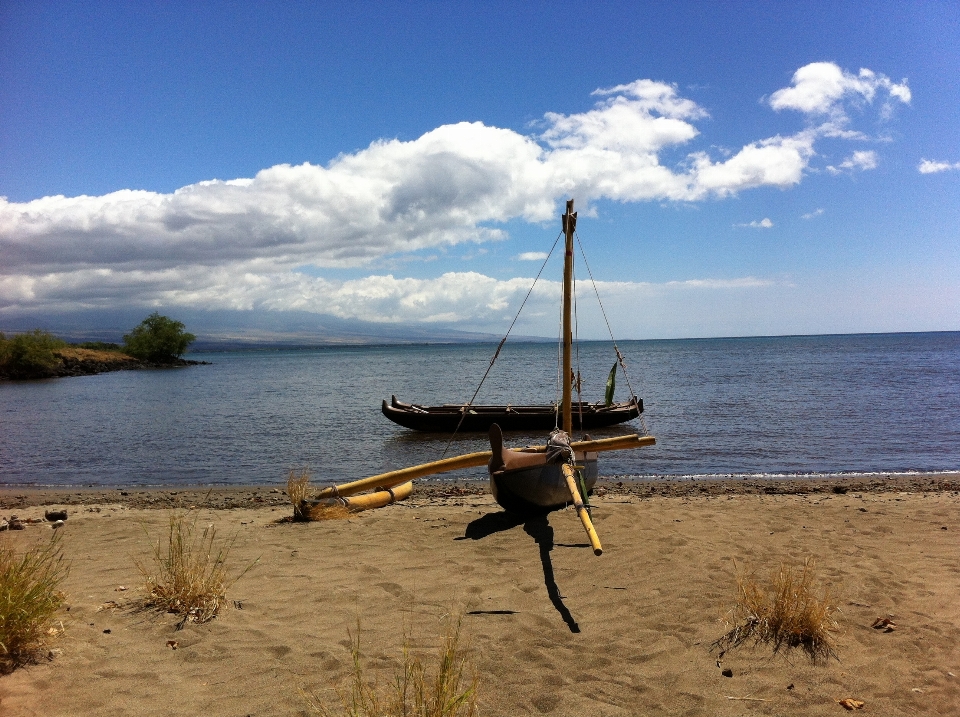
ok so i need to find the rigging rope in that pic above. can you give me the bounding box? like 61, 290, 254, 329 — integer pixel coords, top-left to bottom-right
440, 230, 564, 458
575, 231, 650, 436
554, 307, 562, 430
572, 266, 585, 438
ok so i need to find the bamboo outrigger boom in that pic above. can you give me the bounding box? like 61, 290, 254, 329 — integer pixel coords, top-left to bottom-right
562, 463, 602, 555
312, 434, 656, 500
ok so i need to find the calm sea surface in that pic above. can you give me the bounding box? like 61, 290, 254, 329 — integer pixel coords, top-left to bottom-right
2, 332, 958, 487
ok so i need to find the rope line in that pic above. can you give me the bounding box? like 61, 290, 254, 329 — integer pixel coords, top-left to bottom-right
554, 305, 562, 431
572, 265, 585, 438
575, 231, 650, 435
440, 230, 564, 458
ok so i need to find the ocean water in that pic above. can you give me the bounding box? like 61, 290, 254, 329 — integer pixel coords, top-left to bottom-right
1, 332, 958, 487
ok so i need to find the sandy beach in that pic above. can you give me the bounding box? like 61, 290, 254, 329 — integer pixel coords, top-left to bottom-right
1, 479, 958, 716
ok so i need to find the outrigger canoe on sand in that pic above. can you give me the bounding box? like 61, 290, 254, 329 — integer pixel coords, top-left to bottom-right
297, 200, 656, 557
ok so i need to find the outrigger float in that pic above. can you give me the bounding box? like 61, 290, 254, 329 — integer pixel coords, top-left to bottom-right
296, 200, 656, 556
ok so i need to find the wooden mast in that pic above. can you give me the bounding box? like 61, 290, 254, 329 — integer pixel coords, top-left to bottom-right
561, 199, 602, 555
561, 199, 576, 434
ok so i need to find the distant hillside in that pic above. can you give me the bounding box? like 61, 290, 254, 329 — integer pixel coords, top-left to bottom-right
0, 308, 549, 349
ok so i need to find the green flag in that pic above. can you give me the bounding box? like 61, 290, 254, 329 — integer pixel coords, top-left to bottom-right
604, 361, 617, 406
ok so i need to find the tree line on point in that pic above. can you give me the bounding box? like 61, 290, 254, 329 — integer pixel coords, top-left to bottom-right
0, 312, 196, 379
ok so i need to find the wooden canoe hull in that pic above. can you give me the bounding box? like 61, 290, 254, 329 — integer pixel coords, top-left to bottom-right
490, 455, 598, 515
382, 395, 642, 432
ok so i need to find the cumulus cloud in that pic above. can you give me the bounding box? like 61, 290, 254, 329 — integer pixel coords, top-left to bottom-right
0, 63, 907, 328
918, 159, 960, 174
826, 150, 878, 175
0, 266, 773, 326
516, 252, 549, 261
802, 208, 825, 219
769, 62, 910, 120
735, 218, 774, 229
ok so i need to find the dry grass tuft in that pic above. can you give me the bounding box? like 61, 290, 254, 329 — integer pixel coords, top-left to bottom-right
136, 512, 255, 624
713, 558, 839, 662
307, 503, 353, 521
304, 617, 478, 717
288, 467, 313, 521
54, 346, 138, 363
0, 532, 69, 673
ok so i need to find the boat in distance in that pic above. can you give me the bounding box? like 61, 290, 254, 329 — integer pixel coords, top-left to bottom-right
381, 394, 643, 433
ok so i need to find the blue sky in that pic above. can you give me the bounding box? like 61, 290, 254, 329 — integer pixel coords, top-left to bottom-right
1, 0, 958, 339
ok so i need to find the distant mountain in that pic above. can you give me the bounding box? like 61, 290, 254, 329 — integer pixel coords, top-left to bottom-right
0, 308, 548, 349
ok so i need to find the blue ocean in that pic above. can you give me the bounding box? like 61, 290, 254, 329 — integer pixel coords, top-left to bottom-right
1, 332, 958, 487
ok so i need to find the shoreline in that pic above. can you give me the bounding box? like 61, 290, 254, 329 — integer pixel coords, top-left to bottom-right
0, 346, 209, 381
3, 471, 958, 510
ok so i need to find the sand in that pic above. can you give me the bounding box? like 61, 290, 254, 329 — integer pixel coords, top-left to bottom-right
1, 482, 958, 716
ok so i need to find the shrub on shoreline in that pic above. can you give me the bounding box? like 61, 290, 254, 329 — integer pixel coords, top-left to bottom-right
0, 329, 67, 379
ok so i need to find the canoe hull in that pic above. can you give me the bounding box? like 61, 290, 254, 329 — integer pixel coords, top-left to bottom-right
382, 395, 642, 432
490, 456, 598, 514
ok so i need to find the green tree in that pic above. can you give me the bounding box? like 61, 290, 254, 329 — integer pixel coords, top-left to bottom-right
123, 313, 196, 364
0, 330, 66, 379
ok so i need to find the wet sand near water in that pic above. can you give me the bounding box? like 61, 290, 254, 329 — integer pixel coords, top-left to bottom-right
3, 471, 958, 510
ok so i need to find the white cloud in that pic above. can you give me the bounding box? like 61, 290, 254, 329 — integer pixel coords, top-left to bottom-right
918, 159, 960, 174
663, 277, 773, 289
0, 63, 907, 326
844, 150, 878, 170
826, 150, 878, 175
735, 218, 774, 229
0, 266, 774, 328
769, 62, 910, 120
687, 132, 816, 199
516, 252, 549, 261
801, 208, 824, 219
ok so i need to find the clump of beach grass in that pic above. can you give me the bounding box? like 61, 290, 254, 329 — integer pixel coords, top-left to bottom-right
0, 532, 70, 673
304, 617, 478, 717
288, 467, 312, 521
306, 503, 352, 521
713, 558, 839, 662
136, 512, 256, 624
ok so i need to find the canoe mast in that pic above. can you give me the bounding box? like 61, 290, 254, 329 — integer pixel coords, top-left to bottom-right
561, 199, 576, 435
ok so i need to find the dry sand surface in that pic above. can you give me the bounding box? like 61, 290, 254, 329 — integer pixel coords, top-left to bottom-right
1, 483, 959, 716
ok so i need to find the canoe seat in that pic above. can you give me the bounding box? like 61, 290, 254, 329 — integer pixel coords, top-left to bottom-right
488, 424, 548, 473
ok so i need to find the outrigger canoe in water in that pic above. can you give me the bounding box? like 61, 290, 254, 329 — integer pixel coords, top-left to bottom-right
381, 395, 643, 432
